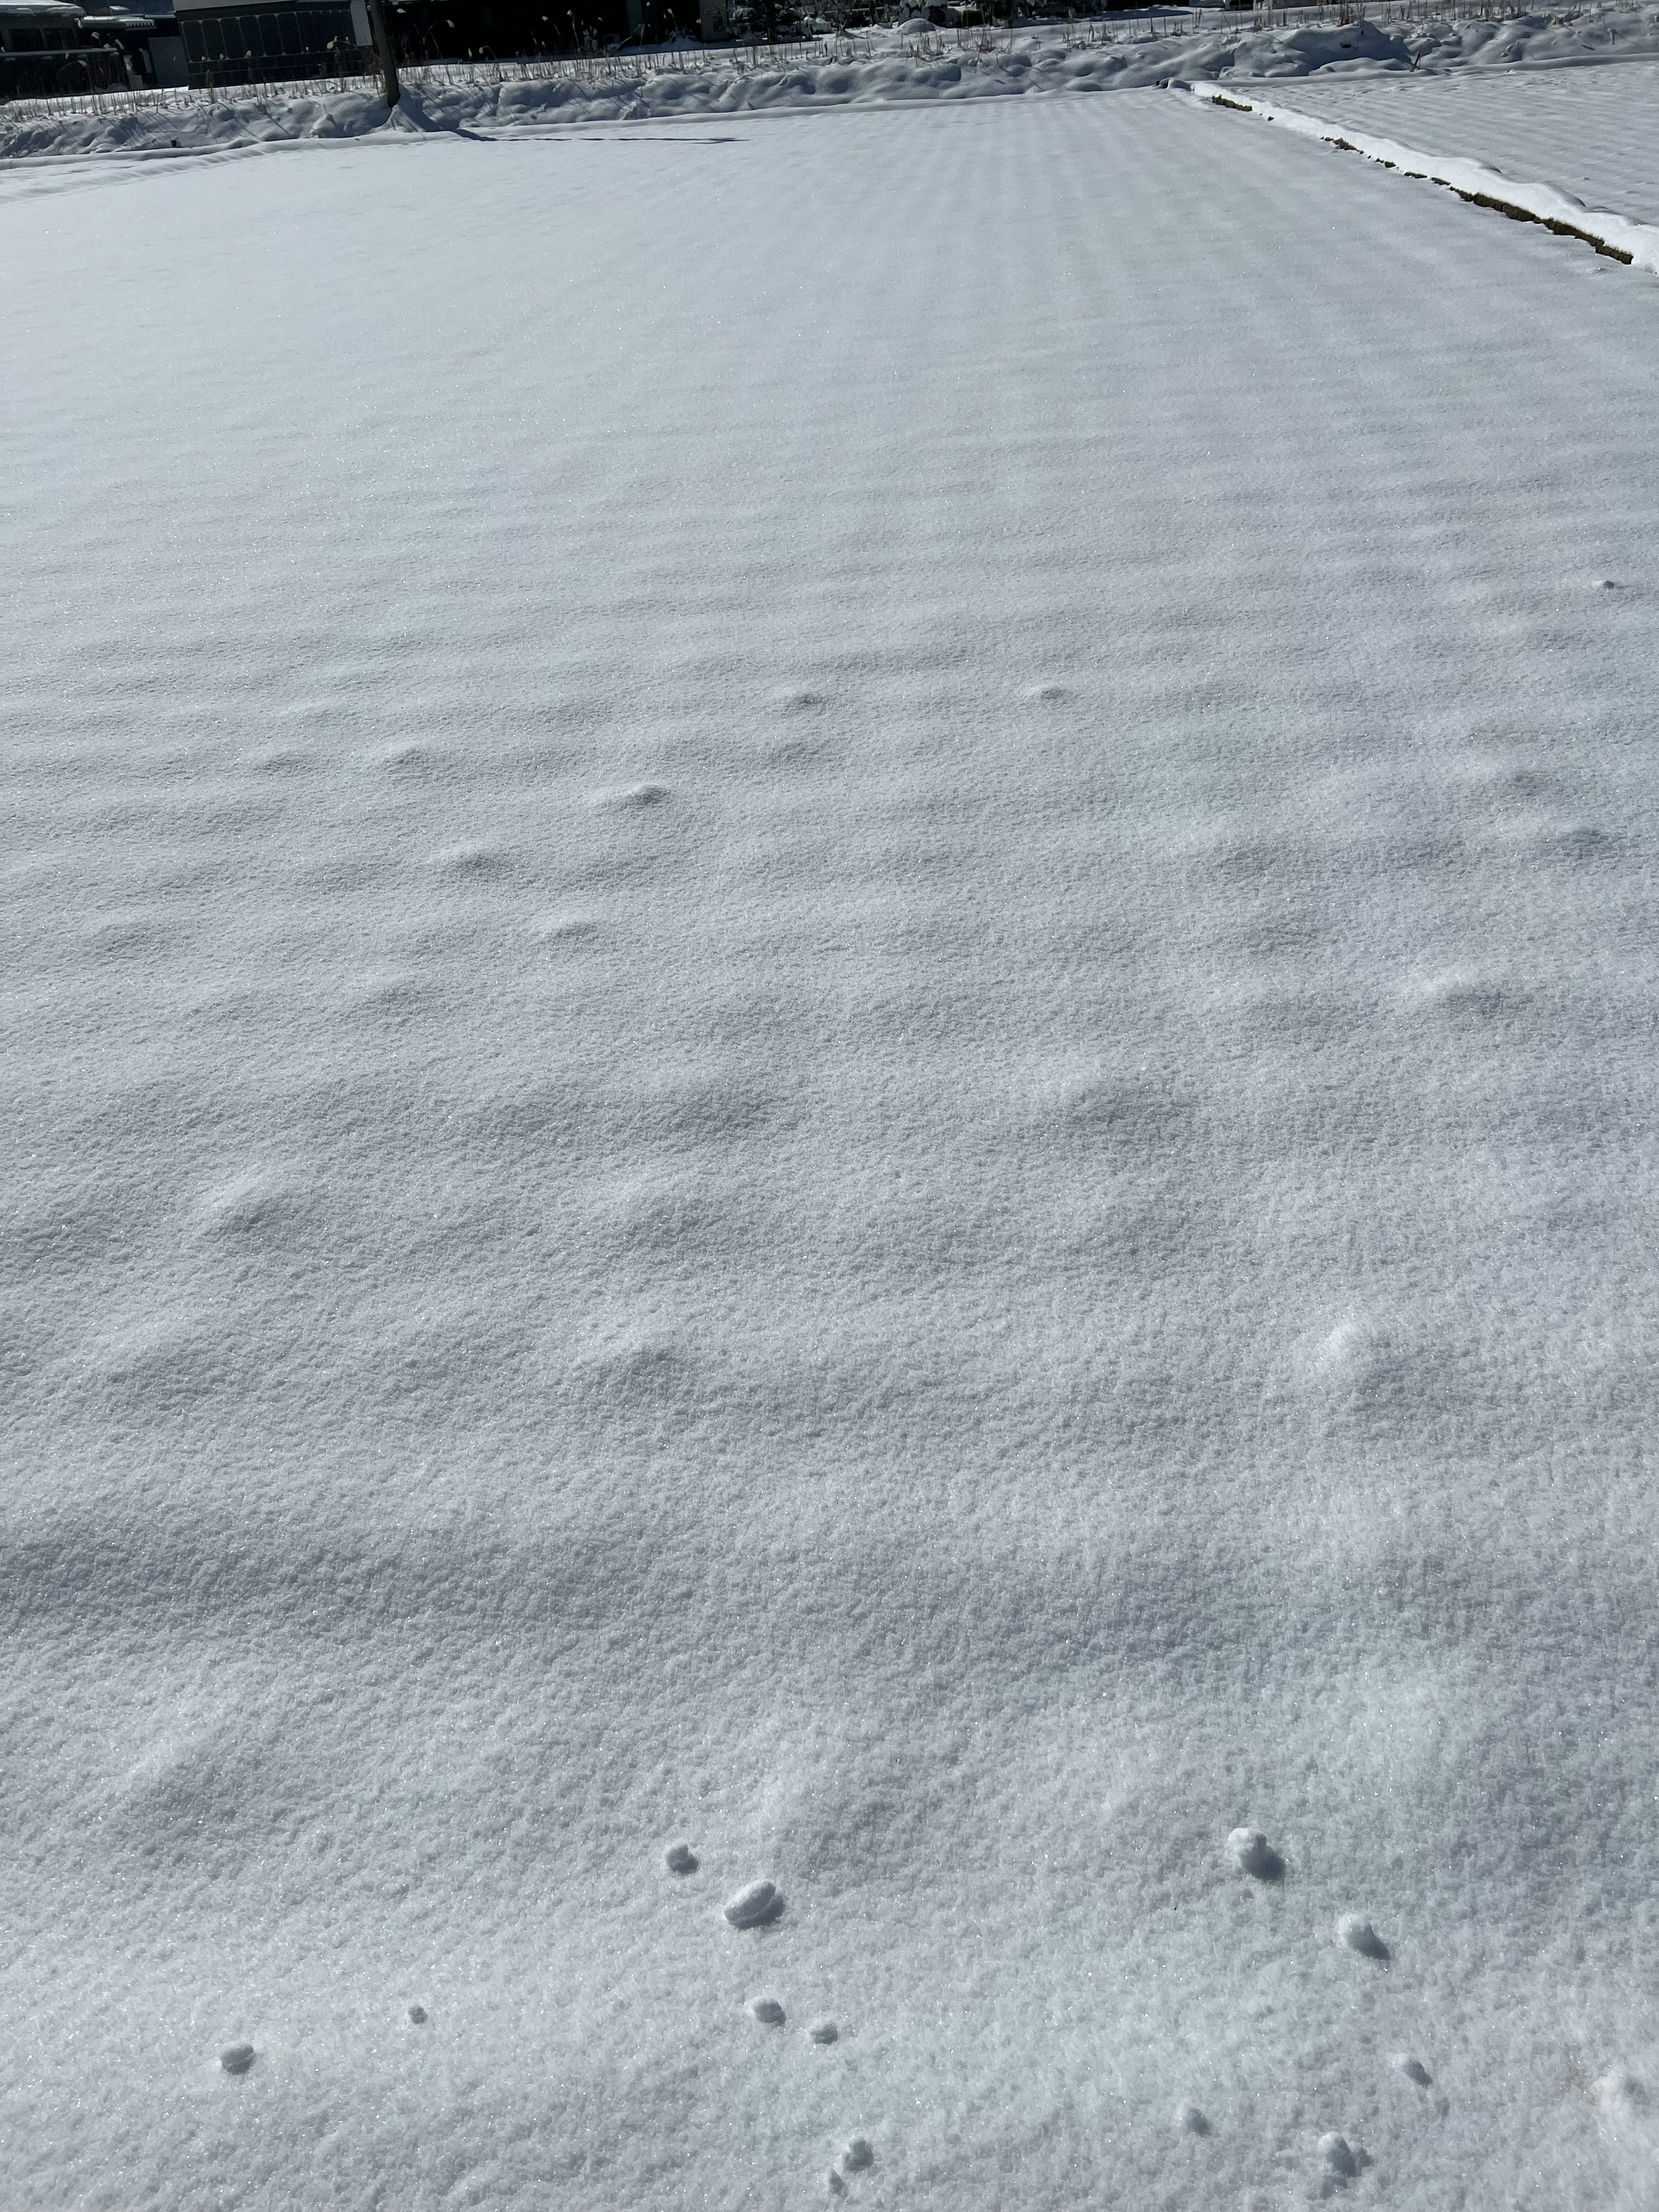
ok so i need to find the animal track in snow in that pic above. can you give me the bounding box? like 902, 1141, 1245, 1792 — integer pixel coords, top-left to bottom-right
1227, 1827, 1284, 1882
1407, 969, 1515, 1021
1532, 821, 1619, 861
1030, 682, 1068, 702
841, 2138, 874, 2172
219, 2042, 255, 2076
1336, 1913, 1390, 1961
750, 1997, 785, 2026
724, 1878, 782, 1928
1396, 2054, 1431, 2088
827, 2172, 846, 2198
1319, 2131, 1359, 2179
808, 2019, 839, 2045
1177, 2102, 1211, 2135
1593, 2067, 1649, 2113
407, 2004, 429, 2026
665, 1842, 698, 1875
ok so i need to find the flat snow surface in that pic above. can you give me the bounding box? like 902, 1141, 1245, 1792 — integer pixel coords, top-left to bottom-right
6, 86, 1659, 2212
1258, 51, 1659, 224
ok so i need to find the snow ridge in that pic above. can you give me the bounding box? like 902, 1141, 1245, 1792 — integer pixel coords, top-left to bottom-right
1188, 76, 1659, 271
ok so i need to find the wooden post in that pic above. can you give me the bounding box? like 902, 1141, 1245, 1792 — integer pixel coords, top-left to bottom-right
365, 0, 399, 103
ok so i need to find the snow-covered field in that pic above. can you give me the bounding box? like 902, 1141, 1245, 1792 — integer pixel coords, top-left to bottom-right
6, 61, 1659, 2212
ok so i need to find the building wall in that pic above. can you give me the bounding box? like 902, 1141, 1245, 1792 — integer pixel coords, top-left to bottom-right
172, 1, 357, 84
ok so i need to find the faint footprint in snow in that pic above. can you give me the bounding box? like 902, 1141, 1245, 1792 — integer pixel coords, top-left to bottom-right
665, 1841, 699, 1875
750, 1996, 786, 2026
808, 2019, 839, 2045
1227, 1827, 1284, 1883
219, 2043, 256, 2076
1177, 2102, 1211, 2135
1029, 682, 1068, 702
724, 1878, 782, 1928
777, 689, 826, 714
1336, 1913, 1390, 1962
589, 781, 670, 811
407, 2004, 429, 2026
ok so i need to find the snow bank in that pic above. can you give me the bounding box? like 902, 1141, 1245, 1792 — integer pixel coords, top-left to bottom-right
5, 3, 1659, 162
1227, 55, 1659, 227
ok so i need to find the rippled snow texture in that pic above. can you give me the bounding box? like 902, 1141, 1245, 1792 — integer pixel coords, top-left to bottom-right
5, 88, 1659, 2212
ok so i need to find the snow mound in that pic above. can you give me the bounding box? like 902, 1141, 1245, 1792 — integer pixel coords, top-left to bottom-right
6, 4, 1659, 162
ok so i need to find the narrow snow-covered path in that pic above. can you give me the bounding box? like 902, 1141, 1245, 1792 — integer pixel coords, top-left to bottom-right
5, 94, 1659, 2209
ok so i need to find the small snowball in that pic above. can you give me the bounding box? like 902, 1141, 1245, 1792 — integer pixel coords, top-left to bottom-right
1319, 2132, 1358, 2178
808, 2018, 839, 2045
665, 1842, 699, 1876
219, 2042, 255, 2076
1336, 1912, 1389, 1960
724, 1878, 781, 1928
750, 1997, 785, 2026
841, 2137, 874, 2172
1226, 1827, 1284, 1881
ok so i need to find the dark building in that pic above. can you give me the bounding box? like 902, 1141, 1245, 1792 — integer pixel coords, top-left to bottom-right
166, 0, 632, 80
3, 0, 703, 97
0, 0, 188, 92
